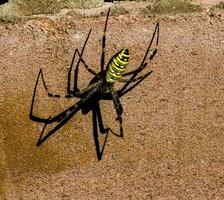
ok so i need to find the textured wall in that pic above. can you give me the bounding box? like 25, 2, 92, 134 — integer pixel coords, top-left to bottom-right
0, 0, 104, 16
0, 4, 224, 200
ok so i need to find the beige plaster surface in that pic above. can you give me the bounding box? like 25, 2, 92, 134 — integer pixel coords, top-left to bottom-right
0, 3, 224, 200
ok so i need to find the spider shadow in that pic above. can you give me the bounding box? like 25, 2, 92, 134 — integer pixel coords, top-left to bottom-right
81, 92, 114, 161
35, 67, 153, 161
35, 77, 118, 161
80, 66, 154, 161
78, 84, 118, 161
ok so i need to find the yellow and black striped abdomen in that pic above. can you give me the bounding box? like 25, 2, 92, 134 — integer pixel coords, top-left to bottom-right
106, 48, 129, 83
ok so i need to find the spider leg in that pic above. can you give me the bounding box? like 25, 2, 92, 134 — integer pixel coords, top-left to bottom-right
109, 86, 124, 137
116, 63, 147, 96
31, 30, 93, 107
30, 71, 102, 123
96, 101, 120, 137
119, 22, 159, 94
119, 69, 153, 97
122, 48, 158, 77
36, 102, 83, 146
30, 30, 94, 104
67, 51, 100, 98
74, 80, 103, 96
70, 28, 92, 96
119, 67, 153, 83
77, 51, 98, 77
67, 29, 101, 98
29, 68, 94, 123
100, 7, 110, 72
36, 82, 102, 146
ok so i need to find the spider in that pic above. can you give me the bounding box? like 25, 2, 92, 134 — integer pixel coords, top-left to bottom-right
29, 8, 159, 160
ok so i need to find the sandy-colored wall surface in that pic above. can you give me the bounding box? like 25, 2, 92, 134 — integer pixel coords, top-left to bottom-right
1, 2, 224, 200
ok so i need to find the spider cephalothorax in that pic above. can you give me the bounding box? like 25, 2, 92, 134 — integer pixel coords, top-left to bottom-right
30, 8, 159, 160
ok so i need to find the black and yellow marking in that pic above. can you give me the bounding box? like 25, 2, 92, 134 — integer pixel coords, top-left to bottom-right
106, 48, 129, 83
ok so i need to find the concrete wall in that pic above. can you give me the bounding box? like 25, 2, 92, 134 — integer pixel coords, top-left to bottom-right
0, 0, 104, 16
0, 2, 224, 200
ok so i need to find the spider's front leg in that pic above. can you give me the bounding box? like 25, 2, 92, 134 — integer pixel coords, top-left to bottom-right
100, 7, 110, 72
118, 22, 159, 94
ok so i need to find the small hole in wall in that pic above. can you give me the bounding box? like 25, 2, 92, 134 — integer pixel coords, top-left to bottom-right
0, 0, 9, 6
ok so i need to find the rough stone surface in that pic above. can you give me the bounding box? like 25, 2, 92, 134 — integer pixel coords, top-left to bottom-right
0, 0, 104, 16
1, 1, 224, 200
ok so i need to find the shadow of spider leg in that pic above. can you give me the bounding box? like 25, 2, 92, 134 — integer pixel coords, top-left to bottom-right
73, 54, 117, 161
71, 54, 112, 161
29, 39, 103, 145
91, 95, 123, 160
67, 28, 100, 97
30, 27, 93, 104
28, 57, 84, 125
92, 102, 111, 161
34, 80, 103, 146
29, 28, 94, 140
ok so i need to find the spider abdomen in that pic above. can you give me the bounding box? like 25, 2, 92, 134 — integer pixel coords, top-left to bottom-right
105, 48, 129, 83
